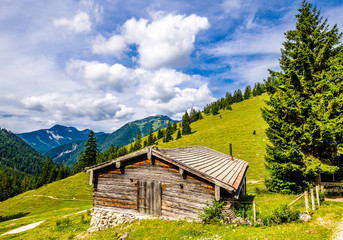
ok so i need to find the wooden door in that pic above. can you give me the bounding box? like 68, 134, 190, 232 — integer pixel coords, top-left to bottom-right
137, 180, 161, 216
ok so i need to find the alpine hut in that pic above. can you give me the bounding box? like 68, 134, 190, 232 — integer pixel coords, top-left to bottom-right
85, 146, 248, 224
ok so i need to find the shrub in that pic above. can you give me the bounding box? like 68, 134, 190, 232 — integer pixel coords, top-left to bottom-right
260, 204, 300, 225
56, 217, 71, 229
199, 198, 224, 224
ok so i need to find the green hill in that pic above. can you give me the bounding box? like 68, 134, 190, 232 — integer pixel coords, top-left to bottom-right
156, 94, 269, 190
1, 94, 342, 240
0, 128, 45, 176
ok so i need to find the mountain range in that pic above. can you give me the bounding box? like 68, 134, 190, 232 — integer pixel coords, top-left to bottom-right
17, 115, 176, 167
17, 125, 104, 153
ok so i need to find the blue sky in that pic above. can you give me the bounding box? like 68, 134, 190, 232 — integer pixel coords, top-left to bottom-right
1, 0, 343, 133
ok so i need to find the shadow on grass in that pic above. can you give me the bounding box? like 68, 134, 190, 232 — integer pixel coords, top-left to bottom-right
0, 212, 30, 223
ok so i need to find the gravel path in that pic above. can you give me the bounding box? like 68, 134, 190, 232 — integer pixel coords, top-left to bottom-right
333, 219, 343, 240
1, 209, 90, 236
1, 221, 45, 236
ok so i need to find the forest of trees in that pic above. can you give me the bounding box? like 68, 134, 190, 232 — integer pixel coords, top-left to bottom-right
0, 128, 71, 201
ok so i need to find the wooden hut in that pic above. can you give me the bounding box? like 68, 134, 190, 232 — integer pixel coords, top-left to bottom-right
85, 146, 248, 220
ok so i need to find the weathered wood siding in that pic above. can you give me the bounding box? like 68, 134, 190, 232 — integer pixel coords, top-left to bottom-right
93, 155, 215, 219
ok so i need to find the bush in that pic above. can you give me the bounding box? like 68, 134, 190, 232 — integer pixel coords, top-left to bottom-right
260, 204, 300, 226
265, 177, 302, 194
56, 217, 71, 229
199, 198, 224, 224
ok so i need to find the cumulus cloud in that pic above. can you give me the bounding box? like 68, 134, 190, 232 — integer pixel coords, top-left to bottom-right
92, 13, 210, 69
92, 35, 126, 58
53, 11, 92, 33
22, 92, 133, 121
66, 60, 134, 92
135, 68, 214, 116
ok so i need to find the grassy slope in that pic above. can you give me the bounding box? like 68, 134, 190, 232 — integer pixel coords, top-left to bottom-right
0, 173, 92, 236
0, 94, 342, 239
157, 94, 269, 191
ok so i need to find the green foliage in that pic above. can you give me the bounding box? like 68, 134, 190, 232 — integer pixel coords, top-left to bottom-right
0, 128, 45, 176
199, 198, 224, 224
74, 130, 98, 173
176, 129, 182, 140
181, 111, 192, 135
56, 217, 71, 229
243, 85, 252, 99
262, 0, 343, 192
260, 204, 300, 226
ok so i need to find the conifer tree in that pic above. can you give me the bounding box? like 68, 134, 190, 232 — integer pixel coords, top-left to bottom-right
134, 129, 142, 150
262, 0, 342, 192
40, 156, 54, 185
176, 129, 182, 140
147, 128, 154, 146
182, 111, 192, 135
78, 130, 98, 170
164, 122, 173, 142
243, 85, 251, 99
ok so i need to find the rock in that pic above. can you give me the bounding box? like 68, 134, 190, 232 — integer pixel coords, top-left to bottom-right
87, 226, 99, 233
119, 232, 130, 239
300, 212, 311, 222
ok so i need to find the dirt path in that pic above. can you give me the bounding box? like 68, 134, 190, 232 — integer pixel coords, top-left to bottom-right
1, 221, 45, 236
1, 209, 91, 236
333, 219, 343, 240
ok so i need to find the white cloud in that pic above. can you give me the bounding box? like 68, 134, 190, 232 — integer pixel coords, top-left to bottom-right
22, 92, 133, 121
53, 11, 92, 33
66, 60, 134, 92
92, 35, 126, 57
92, 13, 210, 68
135, 68, 214, 116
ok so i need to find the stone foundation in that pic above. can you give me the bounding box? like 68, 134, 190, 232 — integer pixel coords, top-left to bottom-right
88, 208, 140, 232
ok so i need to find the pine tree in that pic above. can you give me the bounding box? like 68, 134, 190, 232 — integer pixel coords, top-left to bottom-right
78, 130, 98, 170
147, 128, 154, 146
181, 111, 192, 135
39, 156, 54, 185
243, 85, 251, 99
134, 129, 142, 150
176, 129, 182, 140
157, 129, 163, 139
262, 0, 342, 193
164, 122, 173, 142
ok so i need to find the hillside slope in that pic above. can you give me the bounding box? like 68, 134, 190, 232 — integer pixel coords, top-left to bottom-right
156, 94, 269, 189
0, 128, 45, 176
46, 115, 176, 167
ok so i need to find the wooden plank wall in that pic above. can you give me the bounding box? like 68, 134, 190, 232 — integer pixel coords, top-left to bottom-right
93, 155, 215, 219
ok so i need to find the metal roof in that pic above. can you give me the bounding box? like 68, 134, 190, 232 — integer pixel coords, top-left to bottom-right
85, 146, 249, 194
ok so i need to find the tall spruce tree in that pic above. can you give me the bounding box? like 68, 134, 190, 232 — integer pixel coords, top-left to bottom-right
181, 111, 192, 135
262, 0, 342, 193
78, 130, 98, 170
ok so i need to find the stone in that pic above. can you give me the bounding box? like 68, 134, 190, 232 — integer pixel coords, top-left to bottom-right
299, 212, 311, 222
119, 232, 130, 239
87, 226, 99, 233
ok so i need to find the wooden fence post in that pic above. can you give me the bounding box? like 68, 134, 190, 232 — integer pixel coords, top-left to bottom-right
310, 189, 315, 211
253, 200, 256, 224
305, 191, 309, 213
316, 185, 320, 207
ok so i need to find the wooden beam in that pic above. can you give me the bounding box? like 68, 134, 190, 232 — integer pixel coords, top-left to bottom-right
287, 192, 305, 208
316, 185, 320, 207
305, 191, 309, 213
215, 185, 220, 201
89, 169, 93, 185
148, 147, 152, 160
311, 189, 315, 211
116, 161, 121, 169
